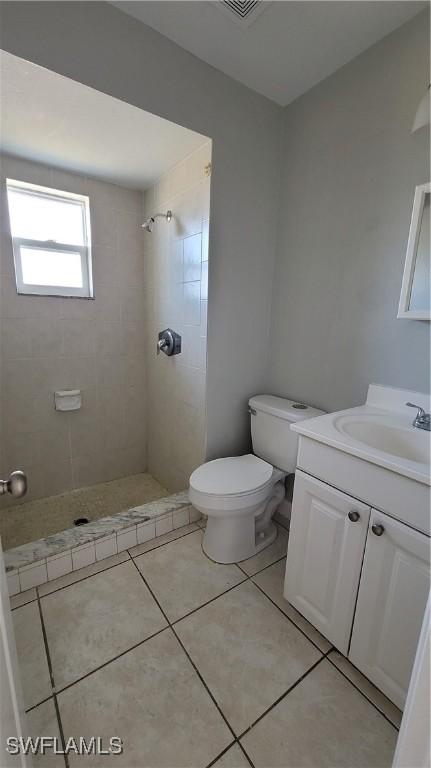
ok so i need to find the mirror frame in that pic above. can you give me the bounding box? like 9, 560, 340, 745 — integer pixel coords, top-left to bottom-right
398, 182, 431, 321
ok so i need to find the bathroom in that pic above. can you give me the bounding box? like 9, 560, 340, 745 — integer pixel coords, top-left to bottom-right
0, 2, 429, 767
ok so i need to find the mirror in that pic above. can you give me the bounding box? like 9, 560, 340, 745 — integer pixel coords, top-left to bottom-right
398, 182, 430, 320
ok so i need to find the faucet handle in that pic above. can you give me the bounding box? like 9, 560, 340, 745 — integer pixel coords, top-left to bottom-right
406, 402, 425, 418
406, 402, 430, 431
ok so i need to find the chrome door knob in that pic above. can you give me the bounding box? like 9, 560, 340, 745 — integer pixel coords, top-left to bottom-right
348, 510, 360, 522
0, 470, 28, 498
371, 523, 385, 537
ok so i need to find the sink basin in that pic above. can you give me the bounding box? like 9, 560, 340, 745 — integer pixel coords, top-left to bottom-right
335, 416, 430, 465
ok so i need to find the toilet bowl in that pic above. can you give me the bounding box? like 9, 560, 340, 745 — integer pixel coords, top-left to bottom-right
189, 395, 325, 564
189, 454, 286, 563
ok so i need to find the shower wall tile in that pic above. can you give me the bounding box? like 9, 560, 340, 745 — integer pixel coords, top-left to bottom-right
19, 561, 48, 591
95, 534, 118, 561
143, 140, 211, 492
156, 513, 174, 537
137, 520, 156, 544
71, 542, 96, 571
183, 233, 202, 283
116, 526, 138, 552
0, 153, 147, 507
47, 551, 73, 581
7, 571, 20, 597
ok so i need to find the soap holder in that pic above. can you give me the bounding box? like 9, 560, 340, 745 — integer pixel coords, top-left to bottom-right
54, 390, 81, 412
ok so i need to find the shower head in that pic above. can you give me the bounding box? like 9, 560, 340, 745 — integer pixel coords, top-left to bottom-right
142, 210, 172, 232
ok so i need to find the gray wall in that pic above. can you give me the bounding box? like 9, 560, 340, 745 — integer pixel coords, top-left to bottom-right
267, 11, 430, 413
0, 1, 282, 459
1, 3, 429, 468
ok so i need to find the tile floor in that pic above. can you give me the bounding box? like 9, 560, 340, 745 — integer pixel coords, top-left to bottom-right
12, 522, 401, 767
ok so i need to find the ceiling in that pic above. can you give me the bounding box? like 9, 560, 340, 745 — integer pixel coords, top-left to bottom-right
0, 50, 208, 190
111, 1, 426, 106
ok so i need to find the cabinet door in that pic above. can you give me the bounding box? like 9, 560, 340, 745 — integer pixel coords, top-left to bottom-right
284, 470, 370, 654
349, 509, 430, 710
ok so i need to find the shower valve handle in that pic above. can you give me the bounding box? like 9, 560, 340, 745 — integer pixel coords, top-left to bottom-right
0, 470, 28, 498
157, 338, 169, 355
157, 329, 182, 357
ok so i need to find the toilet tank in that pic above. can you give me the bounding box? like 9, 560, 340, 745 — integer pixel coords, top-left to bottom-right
249, 395, 325, 473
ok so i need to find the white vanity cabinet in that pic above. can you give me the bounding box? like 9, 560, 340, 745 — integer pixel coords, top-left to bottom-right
284, 470, 430, 709
349, 509, 430, 710
284, 471, 371, 654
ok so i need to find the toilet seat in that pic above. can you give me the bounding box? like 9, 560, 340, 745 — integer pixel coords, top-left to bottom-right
190, 454, 273, 497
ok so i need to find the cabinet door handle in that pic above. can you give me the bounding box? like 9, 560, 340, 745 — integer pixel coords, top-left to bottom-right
371, 523, 385, 537
348, 510, 360, 522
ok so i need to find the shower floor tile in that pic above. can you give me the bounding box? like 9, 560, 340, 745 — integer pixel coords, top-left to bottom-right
15, 524, 399, 767
1, 473, 167, 550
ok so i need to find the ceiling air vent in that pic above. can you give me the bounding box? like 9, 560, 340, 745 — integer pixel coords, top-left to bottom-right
216, 0, 271, 29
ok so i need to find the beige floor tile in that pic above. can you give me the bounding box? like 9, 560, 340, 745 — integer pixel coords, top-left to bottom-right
41, 561, 167, 689
252, 559, 331, 653
329, 650, 403, 728
176, 581, 321, 734
12, 602, 52, 710
213, 744, 251, 768
241, 659, 397, 767
58, 628, 232, 767
135, 530, 245, 621
26, 698, 65, 767
128, 522, 199, 558
10, 587, 38, 610
38, 551, 130, 597
237, 527, 289, 576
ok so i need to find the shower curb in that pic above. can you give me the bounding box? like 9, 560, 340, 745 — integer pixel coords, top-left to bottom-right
5, 491, 200, 596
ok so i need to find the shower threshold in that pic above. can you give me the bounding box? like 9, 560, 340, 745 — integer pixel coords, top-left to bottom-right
3, 477, 199, 597
2, 473, 169, 550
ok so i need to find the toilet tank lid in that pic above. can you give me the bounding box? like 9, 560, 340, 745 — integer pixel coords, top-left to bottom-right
249, 395, 325, 422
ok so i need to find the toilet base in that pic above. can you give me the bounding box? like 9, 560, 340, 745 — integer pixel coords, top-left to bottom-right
202, 516, 278, 564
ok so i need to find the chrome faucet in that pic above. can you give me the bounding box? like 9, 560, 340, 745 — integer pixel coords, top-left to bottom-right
406, 403, 431, 431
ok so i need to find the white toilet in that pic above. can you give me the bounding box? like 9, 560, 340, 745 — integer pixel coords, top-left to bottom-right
189, 395, 324, 563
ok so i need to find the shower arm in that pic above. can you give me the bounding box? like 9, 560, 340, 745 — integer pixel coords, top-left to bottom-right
142, 210, 172, 231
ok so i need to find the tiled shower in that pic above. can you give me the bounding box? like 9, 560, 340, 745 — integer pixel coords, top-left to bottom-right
0, 139, 211, 585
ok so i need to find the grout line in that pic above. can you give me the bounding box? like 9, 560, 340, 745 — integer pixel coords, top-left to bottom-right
237, 740, 256, 768
171, 626, 238, 741
325, 653, 401, 732
129, 524, 200, 560
234, 562, 249, 577
170, 579, 248, 627
251, 581, 330, 656
34, 523, 198, 604
36, 590, 56, 691
10, 594, 39, 611
53, 626, 168, 697
243, 553, 287, 578
25, 693, 54, 714
204, 741, 236, 768
36, 589, 69, 768
36, 554, 131, 600
31, 527, 397, 764
238, 653, 328, 741
129, 556, 239, 743
52, 693, 69, 768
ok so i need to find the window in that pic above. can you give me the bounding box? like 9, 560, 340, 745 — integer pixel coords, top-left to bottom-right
6, 179, 93, 297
